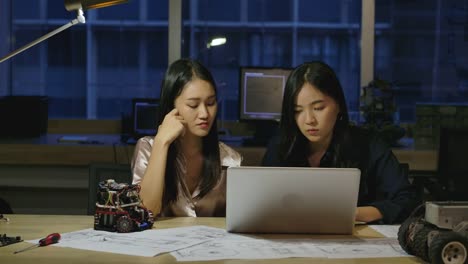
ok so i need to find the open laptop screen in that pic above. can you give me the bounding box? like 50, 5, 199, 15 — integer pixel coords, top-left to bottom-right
226, 166, 360, 234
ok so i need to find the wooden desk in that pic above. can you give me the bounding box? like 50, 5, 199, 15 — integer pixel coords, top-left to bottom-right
392, 149, 437, 171
0, 134, 132, 165
0, 215, 422, 264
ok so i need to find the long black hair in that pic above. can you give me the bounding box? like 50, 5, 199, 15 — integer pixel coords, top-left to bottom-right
279, 61, 351, 167
158, 58, 221, 204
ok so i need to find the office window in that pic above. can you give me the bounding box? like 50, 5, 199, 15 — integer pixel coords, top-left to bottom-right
148, 32, 169, 68
10, 29, 42, 66
299, 0, 361, 23
13, 0, 40, 19
248, 0, 293, 22
375, 0, 468, 122
147, 1, 168, 20
97, 3, 139, 20
248, 32, 293, 67
47, 2, 74, 20
96, 31, 140, 67
7, 0, 168, 119
183, 0, 361, 121
198, 1, 240, 21
3, 0, 385, 122
47, 29, 86, 67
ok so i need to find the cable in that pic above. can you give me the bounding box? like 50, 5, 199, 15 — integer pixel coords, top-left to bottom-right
112, 143, 118, 164
124, 143, 131, 165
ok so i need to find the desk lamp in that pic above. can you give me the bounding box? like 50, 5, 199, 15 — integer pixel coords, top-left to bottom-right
0, 0, 128, 63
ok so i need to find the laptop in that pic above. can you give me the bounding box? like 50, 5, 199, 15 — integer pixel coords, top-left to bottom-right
226, 166, 361, 234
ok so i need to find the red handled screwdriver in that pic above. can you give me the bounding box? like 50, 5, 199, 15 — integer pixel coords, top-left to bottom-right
14, 233, 61, 254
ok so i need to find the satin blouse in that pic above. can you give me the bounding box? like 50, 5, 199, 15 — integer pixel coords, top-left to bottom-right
131, 136, 242, 217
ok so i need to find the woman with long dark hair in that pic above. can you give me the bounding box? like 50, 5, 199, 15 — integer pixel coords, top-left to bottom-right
262, 61, 418, 224
132, 59, 241, 216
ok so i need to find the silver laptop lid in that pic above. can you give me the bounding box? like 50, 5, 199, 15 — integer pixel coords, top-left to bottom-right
226, 166, 361, 234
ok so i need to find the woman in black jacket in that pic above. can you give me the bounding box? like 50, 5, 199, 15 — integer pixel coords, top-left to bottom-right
262, 61, 419, 224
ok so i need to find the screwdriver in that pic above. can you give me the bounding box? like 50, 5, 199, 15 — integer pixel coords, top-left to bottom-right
14, 233, 61, 254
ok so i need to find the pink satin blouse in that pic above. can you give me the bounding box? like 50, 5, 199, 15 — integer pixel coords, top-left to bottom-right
131, 136, 242, 217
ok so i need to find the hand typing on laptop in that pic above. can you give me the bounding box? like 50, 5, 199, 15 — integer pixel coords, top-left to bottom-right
356, 206, 383, 223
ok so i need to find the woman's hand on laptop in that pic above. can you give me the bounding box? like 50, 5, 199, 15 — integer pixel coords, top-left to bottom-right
355, 206, 383, 223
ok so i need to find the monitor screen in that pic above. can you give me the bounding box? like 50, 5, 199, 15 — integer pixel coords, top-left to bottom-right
239, 67, 292, 121
439, 127, 468, 174
132, 98, 159, 137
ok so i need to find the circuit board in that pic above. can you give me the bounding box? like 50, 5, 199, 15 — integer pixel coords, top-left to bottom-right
0, 234, 23, 247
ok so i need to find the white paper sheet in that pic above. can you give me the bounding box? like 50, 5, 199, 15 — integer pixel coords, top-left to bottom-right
27, 226, 229, 257
368, 225, 401, 238
315, 238, 409, 259
172, 238, 327, 261
172, 237, 410, 261
28, 225, 410, 260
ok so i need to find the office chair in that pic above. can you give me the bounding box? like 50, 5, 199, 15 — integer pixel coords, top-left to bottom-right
400, 163, 409, 178
400, 162, 425, 201
0, 198, 13, 214
87, 163, 132, 215
436, 127, 468, 201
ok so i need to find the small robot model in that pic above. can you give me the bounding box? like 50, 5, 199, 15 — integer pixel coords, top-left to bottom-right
398, 201, 468, 264
94, 179, 154, 233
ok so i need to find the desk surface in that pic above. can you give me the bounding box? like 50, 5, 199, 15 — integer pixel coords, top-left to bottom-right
0, 215, 422, 264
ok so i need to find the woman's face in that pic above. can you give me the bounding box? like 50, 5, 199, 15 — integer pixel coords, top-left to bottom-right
174, 78, 217, 137
294, 82, 340, 146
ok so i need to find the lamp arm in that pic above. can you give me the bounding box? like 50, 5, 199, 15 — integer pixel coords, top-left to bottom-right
0, 9, 86, 64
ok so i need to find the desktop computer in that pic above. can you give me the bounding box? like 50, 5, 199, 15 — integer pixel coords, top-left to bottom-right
238, 67, 291, 146
124, 98, 159, 144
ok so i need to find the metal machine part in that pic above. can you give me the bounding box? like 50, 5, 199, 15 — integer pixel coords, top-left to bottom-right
94, 179, 154, 233
398, 201, 468, 264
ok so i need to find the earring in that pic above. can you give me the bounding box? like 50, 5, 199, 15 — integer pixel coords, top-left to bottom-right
338, 113, 343, 121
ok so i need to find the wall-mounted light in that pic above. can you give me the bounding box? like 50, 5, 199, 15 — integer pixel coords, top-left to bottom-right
206, 37, 227, 49
0, 0, 128, 63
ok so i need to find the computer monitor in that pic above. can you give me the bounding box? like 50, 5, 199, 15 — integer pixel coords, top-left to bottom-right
438, 127, 468, 174
239, 67, 292, 121
437, 127, 468, 200
132, 98, 159, 138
